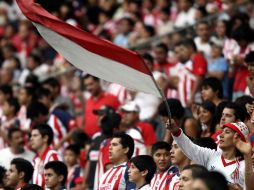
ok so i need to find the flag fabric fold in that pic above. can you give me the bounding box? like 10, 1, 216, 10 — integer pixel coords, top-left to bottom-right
16, 0, 162, 98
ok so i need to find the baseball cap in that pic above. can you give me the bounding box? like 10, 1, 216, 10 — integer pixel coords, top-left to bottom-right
223, 122, 250, 142
93, 105, 115, 115
121, 101, 140, 113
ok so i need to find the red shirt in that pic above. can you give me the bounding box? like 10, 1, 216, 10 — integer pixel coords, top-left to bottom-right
192, 53, 207, 76
84, 92, 120, 137
136, 122, 157, 146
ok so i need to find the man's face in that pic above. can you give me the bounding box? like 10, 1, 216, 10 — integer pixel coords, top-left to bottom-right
153, 149, 171, 172
170, 141, 187, 166
196, 23, 210, 41
109, 138, 128, 165
201, 86, 217, 102
219, 127, 235, 149
18, 88, 29, 105
6, 164, 19, 188
153, 47, 167, 63
220, 108, 236, 127
30, 129, 45, 151
84, 77, 101, 96
10, 131, 24, 149
44, 168, 62, 189
248, 64, 254, 76
64, 150, 77, 167
179, 169, 193, 190
121, 111, 138, 127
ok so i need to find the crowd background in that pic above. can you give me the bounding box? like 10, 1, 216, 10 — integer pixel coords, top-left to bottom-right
0, 0, 254, 190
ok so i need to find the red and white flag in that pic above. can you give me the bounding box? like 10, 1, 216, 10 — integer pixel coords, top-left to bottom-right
16, 0, 162, 98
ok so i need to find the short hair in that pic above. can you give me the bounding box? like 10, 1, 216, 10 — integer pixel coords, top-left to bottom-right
8, 127, 22, 140
32, 124, 53, 145
0, 85, 13, 98
6, 97, 20, 115
28, 54, 41, 65
158, 98, 184, 119
201, 77, 223, 99
193, 137, 217, 150
25, 74, 39, 88
11, 158, 34, 183
27, 101, 49, 119
42, 77, 60, 89
121, 17, 135, 27
224, 102, 246, 122
182, 164, 208, 179
112, 133, 134, 159
194, 171, 229, 190
130, 155, 156, 183
142, 53, 154, 64
21, 184, 44, 190
44, 161, 68, 186
65, 144, 80, 156
36, 87, 52, 100
180, 38, 197, 52
245, 51, 254, 63
22, 86, 36, 100
100, 113, 121, 137
71, 130, 90, 148
234, 95, 254, 119
83, 74, 100, 82
151, 141, 171, 156
155, 43, 168, 53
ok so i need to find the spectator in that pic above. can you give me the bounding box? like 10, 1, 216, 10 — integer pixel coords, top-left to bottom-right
30, 124, 62, 188
44, 161, 68, 190
5, 158, 34, 190
98, 133, 135, 189
0, 165, 7, 188
245, 51, 254, 96
128, 155, 156, 189
83, 74, 120, 137
150, 141, 178, 190
0, 127, 34, 169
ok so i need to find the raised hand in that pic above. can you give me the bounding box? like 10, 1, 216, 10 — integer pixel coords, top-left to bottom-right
165, 119, 179, 134
233, 133, 252, 156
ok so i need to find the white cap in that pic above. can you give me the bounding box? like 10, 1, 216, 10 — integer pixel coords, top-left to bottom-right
121, 101, 140, 113
223, 122, 250, 142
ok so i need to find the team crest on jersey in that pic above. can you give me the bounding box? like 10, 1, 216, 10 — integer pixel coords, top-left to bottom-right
113, 175, 118, 180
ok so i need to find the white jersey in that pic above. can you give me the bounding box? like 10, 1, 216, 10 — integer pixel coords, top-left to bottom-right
173, 130, 245, 187
99, 162, 128, 190
138, 184, 152, 190
126, 128, 146, 156
33, 147, 62, 188
150, 166, 178, 190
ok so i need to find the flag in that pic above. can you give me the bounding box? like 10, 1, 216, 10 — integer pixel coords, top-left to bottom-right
16, 0, 162, 98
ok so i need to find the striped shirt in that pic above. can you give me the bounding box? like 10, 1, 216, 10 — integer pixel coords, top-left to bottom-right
33, 147, 62, 188
150, 166, 178, 190
99, 162, 128, 190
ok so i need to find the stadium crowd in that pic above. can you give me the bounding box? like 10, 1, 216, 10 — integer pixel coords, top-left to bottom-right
0, 0, 254, 190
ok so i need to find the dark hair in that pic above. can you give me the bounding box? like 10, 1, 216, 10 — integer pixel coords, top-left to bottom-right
22, 86, 36, 101
215, 101, 229, 124
27, 101, 49, 119
112, 133, 134, 159
32, 124, 53, 145
231, 24, 254, 43
151, 141, 171, 156
0, 85, 13, 98
182, 164, 208, 178
142, 53, 154, 64
25, 74, 39, 88
200, 101, 217, 133
21, 184, 44, 190
101, 113, 121, 138
245, 51, 254, 63
28, 54, 41, 65
65, 144, 80, 156
7, 127, 22, 140
234, 95, 254, 119
224, 102, 246, 122
6, 97, 20, 115
83, 74, 100, 82
193, 137, 217, 150
194, 171, 229, 190
71, 130, 90, 148
180, 38, 197, 52
42, 77, 60, 89
201, 77, 223, 99
144, 25, 155, 36
130, 155, 156, 183
36, 87, 52, 100
155, 43, 168, 53
121, 17, 135, 27
11, 158, 34, 183
44, 161, 68, 186
158, 98, 184, 120
0, 165, 6, 185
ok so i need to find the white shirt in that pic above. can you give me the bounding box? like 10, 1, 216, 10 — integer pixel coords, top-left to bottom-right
173, 130, 245, 187
194, 37, 211, 58
0, 147, 35, 169
138, 184, 152, 190
126, 128, 147, 156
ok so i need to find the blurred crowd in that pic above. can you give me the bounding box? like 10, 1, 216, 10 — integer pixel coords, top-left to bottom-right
0, 0, 254, 190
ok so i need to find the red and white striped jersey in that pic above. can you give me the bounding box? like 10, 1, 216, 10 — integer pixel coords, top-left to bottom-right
150, 166, 178, 190
98, 162, 128, 190
47, 114, 67, 147
126, 128, 147, 156
165, 174, 180, 190
107, 83, 131, 104
33, 147, 62, 188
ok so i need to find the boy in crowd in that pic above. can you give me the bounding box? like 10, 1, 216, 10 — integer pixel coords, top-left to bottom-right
128, 155, 156, 190
30, 124, 61, 188
5, 158, 34, 190
44, 161, 68, 190
150, 141, 178, 190
64, 144, 83, 189
98, 133, 134, 190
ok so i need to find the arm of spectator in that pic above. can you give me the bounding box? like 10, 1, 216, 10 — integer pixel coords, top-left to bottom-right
53, 128, 78, 150
233, 134, 254, 190
188, 75, 203, 108
83, 161, 90, 188
166, 119, 215, 166
246, 76, 254, 97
